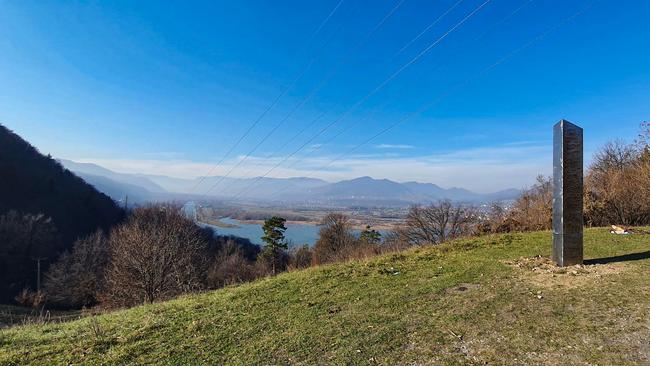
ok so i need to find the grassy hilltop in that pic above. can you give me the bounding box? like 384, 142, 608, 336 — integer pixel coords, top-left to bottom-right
1, 228, 649, 365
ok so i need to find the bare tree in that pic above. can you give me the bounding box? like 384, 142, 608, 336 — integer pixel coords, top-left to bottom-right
43, 231, 107, 308
0, 211, 59, 258
313, 213, 358, 264
401, 200, 478, 245
591, 140, 639, 174
0, 211, 59, 302
207, 239, 259, 288
508, 176, 553, 231
102, 206, 209, 307
483, 124, 650, 232
477, 202, 516, 234
584, 141, 650, 226
636, 149, 650, 198
381, 230, 412, 253
636, 121, 650, 149
288, 244, 313, 270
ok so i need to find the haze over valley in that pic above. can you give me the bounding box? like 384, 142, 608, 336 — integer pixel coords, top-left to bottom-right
60, 159, 520, 206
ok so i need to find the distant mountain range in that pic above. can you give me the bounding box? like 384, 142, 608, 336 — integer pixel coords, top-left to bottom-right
60, 159, 520, 206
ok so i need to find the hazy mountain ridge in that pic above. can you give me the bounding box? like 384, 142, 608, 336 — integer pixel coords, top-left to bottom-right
294, 176, 520, 204
73, 172, 161, 204
59, 160, 166, 193
60, 161, 520, 204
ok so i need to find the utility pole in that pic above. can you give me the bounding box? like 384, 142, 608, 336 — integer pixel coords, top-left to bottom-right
31, 257, 47, 292
124, 195, 129, 211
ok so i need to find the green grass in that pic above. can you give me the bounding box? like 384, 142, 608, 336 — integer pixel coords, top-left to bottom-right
0, 305, 84, 328
2, 228, 650, 365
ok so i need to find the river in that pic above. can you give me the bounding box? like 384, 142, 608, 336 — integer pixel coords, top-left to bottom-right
183, 202, 321, 246
182, 202, 387, 247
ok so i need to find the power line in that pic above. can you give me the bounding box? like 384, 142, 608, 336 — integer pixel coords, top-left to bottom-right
200, 0, 407, 198
217, 0, 409, 189
226, 111, 329, 185
231, 104, 386, 199
226, 0, 492, 199
392, 0, 466, 59
281, 0, 476, 171
266, 0, 597, 201
406, 0, 536, 81
471, 0, 534, 42
197, 53, 334, 199
304, 0, 533, 166
187, 0, 346, 195
308, 0, 346, 46
281, 98, 391, 172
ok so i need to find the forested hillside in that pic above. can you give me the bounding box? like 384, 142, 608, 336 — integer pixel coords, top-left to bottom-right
0, 125, 124, 302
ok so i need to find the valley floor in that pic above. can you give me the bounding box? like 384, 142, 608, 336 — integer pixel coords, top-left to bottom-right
1, 228, 649, 365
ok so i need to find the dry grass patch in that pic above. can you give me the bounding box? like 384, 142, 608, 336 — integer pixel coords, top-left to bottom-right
506, 255, 626, 289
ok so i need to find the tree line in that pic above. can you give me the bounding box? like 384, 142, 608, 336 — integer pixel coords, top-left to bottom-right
10, 198, 477, 310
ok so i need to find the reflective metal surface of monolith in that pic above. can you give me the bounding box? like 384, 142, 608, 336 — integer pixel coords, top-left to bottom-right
553, 120, 583, 266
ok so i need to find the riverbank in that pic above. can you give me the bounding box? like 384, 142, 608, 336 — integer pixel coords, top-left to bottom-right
239, 219, 398, 231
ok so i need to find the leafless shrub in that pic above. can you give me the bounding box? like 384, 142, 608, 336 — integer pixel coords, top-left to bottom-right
636, 150, 650, 198
207, 240, 260, 288
476, 202, 519, 234
478, 176, 552, 234
14, 289, 45, 308
484, 125, 650, 232
400, 200, 478, 245
288, 245, 313, 270
43, 231, 108, 308
479, 140, 650, 232
508, 175, 553, 231
381, 230, 412, 253
584, 141, 650, 226
636, 121, 650, 148
339, 242, 381, 261
102, 205, 209, 307
313, 213, 358, 265
592, 140, 639, 174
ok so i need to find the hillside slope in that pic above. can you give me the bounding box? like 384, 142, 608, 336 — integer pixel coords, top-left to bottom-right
0, 125, 124, 302
1, 229, 650, 365
0, 126, 124, 242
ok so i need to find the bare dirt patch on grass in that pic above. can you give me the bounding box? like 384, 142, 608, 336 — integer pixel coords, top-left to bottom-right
444, 283, 481, 295
505, 255, 625, 289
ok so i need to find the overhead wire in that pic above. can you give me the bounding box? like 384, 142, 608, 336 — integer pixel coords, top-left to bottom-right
232, 102, 388, 199
187, 0, 346, 195
226, 0, 492, 199
200, 0, 408, 198
392, 0, 466, 59
265, 0, 598, 201
224, 111, 329, 189
280, 0, 473, 171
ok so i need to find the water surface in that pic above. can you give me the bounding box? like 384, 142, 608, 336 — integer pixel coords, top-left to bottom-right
204, 217, 322, 247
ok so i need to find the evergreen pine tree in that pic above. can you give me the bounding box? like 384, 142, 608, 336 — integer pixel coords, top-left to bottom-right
261, 216, 287, 274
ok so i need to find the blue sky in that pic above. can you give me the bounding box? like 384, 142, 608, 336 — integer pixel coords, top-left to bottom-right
1, 0, 649, 192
